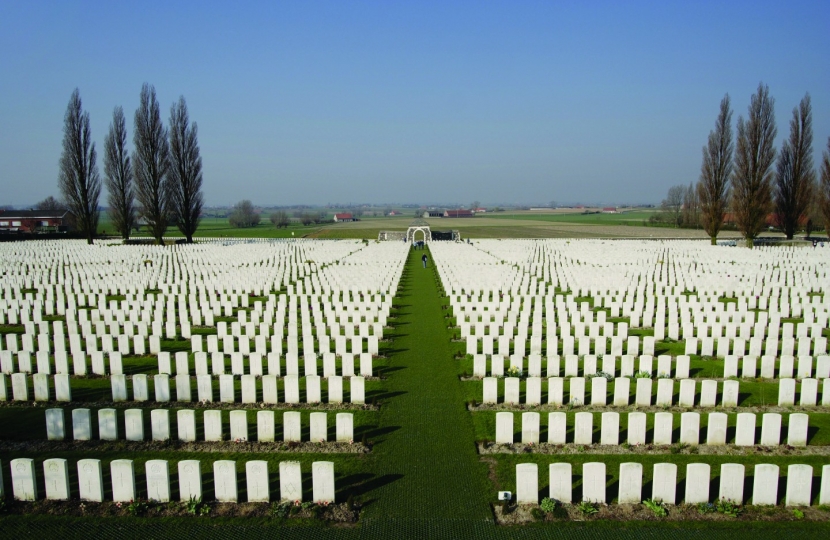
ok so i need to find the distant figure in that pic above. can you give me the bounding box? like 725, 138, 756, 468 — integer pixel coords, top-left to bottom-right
422, 253, 428, 268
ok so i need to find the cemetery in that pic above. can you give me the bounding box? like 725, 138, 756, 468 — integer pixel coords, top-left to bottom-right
0, 237, 829, 536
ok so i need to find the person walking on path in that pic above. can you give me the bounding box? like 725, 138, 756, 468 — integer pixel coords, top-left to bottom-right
422, 253, 428, 268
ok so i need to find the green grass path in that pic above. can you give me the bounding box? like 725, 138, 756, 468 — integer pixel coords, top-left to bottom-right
359, 247, 493, 533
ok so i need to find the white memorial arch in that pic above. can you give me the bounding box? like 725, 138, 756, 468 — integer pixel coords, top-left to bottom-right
406, 219, 432, 243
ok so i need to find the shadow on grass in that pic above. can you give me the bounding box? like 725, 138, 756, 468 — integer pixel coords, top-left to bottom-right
354, 424, 401, 446
337, 472, 404, 507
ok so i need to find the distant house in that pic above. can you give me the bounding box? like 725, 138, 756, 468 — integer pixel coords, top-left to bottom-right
333, 213, 355, 222
602, 207, 617, 213
0, 209, 74, 233
423, 211, 444, 218
474, 207, 486, 213
387, 211, 399, 216
444, 209, 474, 218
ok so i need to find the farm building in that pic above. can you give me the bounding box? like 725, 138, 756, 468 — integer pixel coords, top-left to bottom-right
444, 209, 474, 218
0, 209, 74, 234
333, 213, 356, 222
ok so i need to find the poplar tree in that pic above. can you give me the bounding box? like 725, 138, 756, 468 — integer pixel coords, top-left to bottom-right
732, 83, 776, 248
774, 94, 814, 239
697, 94, 733, 244
58, 88, 101, 244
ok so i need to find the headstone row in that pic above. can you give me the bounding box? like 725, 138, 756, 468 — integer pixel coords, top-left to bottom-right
48, 408, 354, 443
515, 462, 829, 506
482, 376, 739, 407
110, 373, 366, 404
495, 411, 808, 446
5, 457, 335, 504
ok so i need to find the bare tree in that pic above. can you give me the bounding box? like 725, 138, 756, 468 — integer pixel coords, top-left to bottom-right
732, 83, 776, 248
270, 210, 290, 228
229, 200, 260, 228
697, 94, 733, 244
34, 196, 64, 211
774, 94, 814, 239
58, 89, 101, 244
820, 138, 830, 238
168, 97, 203, 243
661, 185, 685, 227
104, 106, 136, 241
682, 182, 699, 228
133, 84, 170, 245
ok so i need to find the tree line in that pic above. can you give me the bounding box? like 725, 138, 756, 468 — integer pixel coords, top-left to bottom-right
57, 84, 204, 245
661, 83, 830, 247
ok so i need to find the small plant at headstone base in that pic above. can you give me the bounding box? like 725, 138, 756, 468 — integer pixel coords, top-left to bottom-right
540, 497, 557, 514
696, 502, 716, 515
642, 498, 667, 517
634, 371, 651, 379
126, 499, 148, 516
670, 443, 688, 454
657, 372, 671, 379
576, 501, 599, 515
506, 365, 522, 378
818, 504, 830, 513
593, 371, 613, 380
185, 496, 209, 516
792, 508, 805, 520
530, 507, 546, 521
715, 498, 741, 518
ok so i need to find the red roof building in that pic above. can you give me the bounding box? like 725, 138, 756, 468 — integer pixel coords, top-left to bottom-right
444, 209, 474, 218
333, 213, 355, 222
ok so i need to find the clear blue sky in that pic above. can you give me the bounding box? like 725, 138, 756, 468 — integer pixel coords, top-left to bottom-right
1, 0, 828, 207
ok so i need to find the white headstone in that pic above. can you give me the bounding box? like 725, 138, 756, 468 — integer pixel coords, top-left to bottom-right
230, 410, 249, 442
582, 462, 606, 503
309, 411, 327, 442
515, 463, 538, 504
214, 460, 238, 502
684, 463, 710, 504
522, 412, 540, 444
45, 408, 65, 441
77, 459, 104, 502
735, 413, 756, 446
548, 412, 566, 444
246, 460, 270, 502
11, 458, 37, 501
785, 464, 813, 506
719, 463, 745, 504
680, 412, 700, 445
98, 408, 118, 440
753, 463, 779, 505
280, 461, 303, 502
177, 409, 196, 442
312, 461, 335, 503
654, 412, 673, 445
652, 463, 677, 505
204, 410, 223, 441
72, 408, 91, 440
706, 412, 727, 446
548, 462, 572, 503
635, 378, 652, 407
283, 411, 302, 442
258, 410, 276, 442
178, 460, 202, 501
125, 409, 144, 441
151, 409, 170, 441
336, 412, 354, 442
43, 458, 70, 500
574, 412, 593, 445
146, 459, 170, 502
627, 412, 647, 445
787, 413, 809, 447
496, 412, 514, 444
110, 459, 136, 502
618, 462, 643, 504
